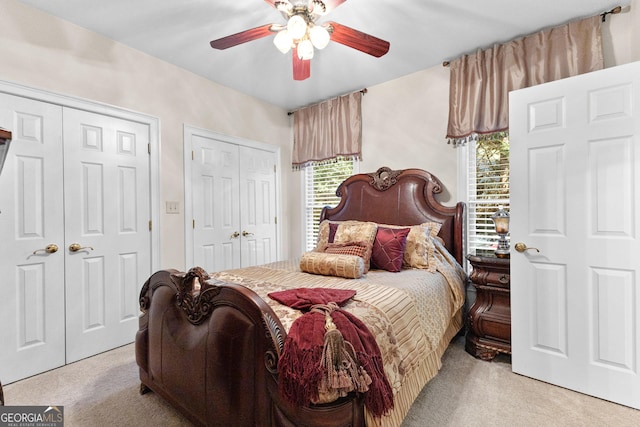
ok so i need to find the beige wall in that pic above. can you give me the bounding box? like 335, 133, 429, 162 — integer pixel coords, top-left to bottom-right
362, 63, 456, 203
0, 0, 293, 270
0, 0, 637, 267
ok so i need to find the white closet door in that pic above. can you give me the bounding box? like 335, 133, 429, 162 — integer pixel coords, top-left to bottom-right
0, 94, 66, 383
191, 134, 241, 272
239, 146, 277, 267
62, 108, 151, 363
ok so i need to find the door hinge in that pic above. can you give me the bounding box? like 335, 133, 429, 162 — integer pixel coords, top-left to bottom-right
192, 150, 195, 161
274, 164, 276, 173
193, 219, 195, 229
274, 216, 277, 224
148, 143, 151, 155
149, 220, 152, 231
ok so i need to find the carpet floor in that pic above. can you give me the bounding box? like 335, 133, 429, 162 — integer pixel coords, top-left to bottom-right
4, 336, 640, 426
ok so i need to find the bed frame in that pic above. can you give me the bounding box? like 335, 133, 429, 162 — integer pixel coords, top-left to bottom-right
135, 167, 464, 426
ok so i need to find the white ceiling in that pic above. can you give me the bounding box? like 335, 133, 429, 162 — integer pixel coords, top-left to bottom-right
17, 0, 628, 110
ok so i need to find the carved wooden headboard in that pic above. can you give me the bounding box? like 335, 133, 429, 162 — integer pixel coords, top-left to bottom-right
320, 167, 465, 264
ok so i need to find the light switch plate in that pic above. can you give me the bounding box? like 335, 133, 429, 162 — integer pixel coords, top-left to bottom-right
166, 201, 180, 214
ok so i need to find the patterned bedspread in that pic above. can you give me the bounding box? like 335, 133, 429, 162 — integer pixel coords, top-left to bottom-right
209, 240, 466, 426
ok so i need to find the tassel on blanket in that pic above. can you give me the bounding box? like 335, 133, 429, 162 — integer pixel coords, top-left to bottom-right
315, 303, 372, 399
271, 288, 394, 418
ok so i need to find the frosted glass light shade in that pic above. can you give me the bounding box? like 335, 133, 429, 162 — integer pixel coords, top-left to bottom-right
287, 15, 307, 40
297, 39, 314, 60
309, 25, 330, 49
273, 30, 293, 54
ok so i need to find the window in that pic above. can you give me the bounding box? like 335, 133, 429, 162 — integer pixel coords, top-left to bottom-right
463, 133, 510, 257
303, 159, 356, 251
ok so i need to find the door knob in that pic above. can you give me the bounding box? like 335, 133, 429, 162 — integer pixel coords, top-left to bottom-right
33, 244, 59, 255
514, 242, 540, 253
242, 231, 254, 237
230, 231, 240, 239
69, 243, 94, 252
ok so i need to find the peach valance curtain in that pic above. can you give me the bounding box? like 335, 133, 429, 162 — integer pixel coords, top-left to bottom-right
292, 91, 362, 170
446, 15, 604, 145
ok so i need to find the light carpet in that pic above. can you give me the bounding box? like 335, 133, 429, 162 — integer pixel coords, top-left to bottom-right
4, 336, 640, 426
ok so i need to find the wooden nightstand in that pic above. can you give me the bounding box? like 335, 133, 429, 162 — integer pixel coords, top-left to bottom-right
465, 254, 511, 360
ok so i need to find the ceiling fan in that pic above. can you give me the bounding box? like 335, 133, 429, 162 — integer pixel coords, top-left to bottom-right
210, 0, 390, 81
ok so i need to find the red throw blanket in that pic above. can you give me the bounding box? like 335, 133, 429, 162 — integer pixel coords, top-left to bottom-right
268, 288, 394, 418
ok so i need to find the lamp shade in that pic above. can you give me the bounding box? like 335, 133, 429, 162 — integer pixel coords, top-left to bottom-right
287, 15, 308, 40
273, 30, 293, 54
309, 25, 330, 49
297, 39, 314, 60
491, 206, 509, 234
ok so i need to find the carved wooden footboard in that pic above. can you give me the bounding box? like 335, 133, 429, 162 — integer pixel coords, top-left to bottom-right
136, 267, 365, 427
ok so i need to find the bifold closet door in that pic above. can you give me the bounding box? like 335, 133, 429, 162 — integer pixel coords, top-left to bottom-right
63, 108, 151, 363
189, 131, 278, 271
191, 135, 241, 272
0, 95, 153, 383
239, 145, 277, 267
0, 94, 66, 383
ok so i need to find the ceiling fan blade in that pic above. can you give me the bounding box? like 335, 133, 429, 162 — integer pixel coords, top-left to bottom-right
327, 22, 390, 57
292, 47, 311, 81
321, 0, 348, 14
210, 24, 275, 50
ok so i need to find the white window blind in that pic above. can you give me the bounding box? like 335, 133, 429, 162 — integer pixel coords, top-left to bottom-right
466, 134, 510, 256
304, 160, 355, 251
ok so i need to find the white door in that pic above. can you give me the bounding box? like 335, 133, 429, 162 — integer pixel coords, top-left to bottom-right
239, 146, 277, 267
63, 108, 151, 362
510, 60, 640, 409
187, 127, 279, 272
0, 95, 153, 383
0, 94, 66, 383
191, 134, 241, 272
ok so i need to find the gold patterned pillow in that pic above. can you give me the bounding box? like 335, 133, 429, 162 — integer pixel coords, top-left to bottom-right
315, 220, 377, 251
378, 222, 442, 272
322, 241, 373, 273
300, 251, 365, 279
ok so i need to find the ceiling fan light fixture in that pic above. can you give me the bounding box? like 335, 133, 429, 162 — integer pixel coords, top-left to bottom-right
297, 39, 314, 60
287, 14, 308, 40
274, 1, 293, 13
273, 30, 293, 54
310, 0, 327, 15
309, 24, 330, 49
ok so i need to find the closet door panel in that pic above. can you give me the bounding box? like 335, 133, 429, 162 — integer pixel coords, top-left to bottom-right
0, 94, 65, 384
63, 107, 151, 363
239, 146, 277, 268
191, 135, 241, 272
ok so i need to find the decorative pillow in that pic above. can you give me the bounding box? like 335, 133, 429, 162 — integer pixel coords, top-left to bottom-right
328, 222, 339, 244
316, 220, 377, 253
332, 221, 377, 270
371, 227, 411, 272
300, 251, 365, 279
322, 241, 373, 273
315, 220, 340, 251
378, 222, 442, 272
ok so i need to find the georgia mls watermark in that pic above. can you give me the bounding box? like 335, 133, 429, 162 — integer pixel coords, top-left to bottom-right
0, 406, 63, 427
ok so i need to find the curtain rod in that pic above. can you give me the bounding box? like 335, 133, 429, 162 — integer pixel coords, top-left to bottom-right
601, 5, 622, 21
441, 5, 623, 67
287, 88, 367, 115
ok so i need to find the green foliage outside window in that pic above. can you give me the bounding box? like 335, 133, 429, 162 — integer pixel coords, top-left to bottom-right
305, 159, 354, 250
470, 133, 510, 255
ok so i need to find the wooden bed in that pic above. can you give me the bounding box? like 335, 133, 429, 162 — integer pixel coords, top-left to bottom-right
136, 167, 465, 426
